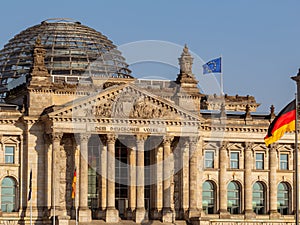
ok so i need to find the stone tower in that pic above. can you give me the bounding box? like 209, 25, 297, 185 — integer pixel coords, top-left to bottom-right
174, 44, 201, 113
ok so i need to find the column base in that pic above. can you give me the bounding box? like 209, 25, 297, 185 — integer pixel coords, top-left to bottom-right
134, 207, 148, 223
150, 208, 162, 220
270, 210, 281, 219
95, 208, 106, 219
78, 207, 92, 222
126, 208, 135, 220
244, 209, 256, 219
188, 208, 200, 219
57, 216, 70, 225
219, 209, 230, 219
50, 206, 61, 217
105, 207, 119, 223
162, 208, 174, 223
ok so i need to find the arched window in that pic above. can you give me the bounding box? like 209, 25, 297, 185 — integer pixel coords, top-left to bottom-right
252, 182, 265, 214
277, 182, 290, 215
227, 181, 240, 214
202, 181, 215, 214
1, 177, 16, 212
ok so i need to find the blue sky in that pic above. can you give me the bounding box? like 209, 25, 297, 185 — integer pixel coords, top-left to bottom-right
0, 0, 299, 112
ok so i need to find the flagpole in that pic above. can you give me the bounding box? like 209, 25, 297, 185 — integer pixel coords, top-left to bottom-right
75, 167, 78, 225
30, 167, 32, 225
220, 55, 223, 96
53, 167, 55, 225
295, 93, 299, 225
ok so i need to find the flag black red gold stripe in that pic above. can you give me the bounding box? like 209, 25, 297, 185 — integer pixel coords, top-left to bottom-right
71, 168, 76, 199
264, 100, 296, 146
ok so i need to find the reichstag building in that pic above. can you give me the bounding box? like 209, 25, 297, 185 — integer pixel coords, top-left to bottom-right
0, 19, 296, 225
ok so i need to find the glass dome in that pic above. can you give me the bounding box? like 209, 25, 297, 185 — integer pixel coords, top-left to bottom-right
0, 18, 132, 85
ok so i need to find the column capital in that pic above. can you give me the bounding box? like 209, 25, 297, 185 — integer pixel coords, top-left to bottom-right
189, 136, 199, 144
270, 143, 278, 152
219, 141, 229, 150
136, 134, 148, 144
244, 142, 253, 151
78, 133, 91, 143
163, 135, 174, 146
51, 132, 63, 142
107, 134, 117, 144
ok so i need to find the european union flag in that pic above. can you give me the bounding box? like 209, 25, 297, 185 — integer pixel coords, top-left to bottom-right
203, 57, 221, 74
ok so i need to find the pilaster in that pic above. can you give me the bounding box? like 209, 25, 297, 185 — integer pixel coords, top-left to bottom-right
188, 137, 200, 220
244, 142, 256, 219
219, 141, 230, 219
269, 144, 280, 219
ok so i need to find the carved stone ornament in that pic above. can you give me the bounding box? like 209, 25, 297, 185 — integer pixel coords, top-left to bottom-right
106, 134, 117, 144
179, 44, 193, 74
79, 133, 91, 143
51, 132, 63, 142
94, 98, 115, 117
129, 98, 170, 119
136, 134, 148, 143
32, 37, 48, 73
163, 135, 174, 145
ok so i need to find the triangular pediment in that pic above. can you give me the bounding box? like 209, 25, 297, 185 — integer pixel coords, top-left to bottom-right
47, 83, 201, 123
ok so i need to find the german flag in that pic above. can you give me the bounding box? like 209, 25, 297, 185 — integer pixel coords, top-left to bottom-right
71, 168, 76, 199
264, 100, 296, 146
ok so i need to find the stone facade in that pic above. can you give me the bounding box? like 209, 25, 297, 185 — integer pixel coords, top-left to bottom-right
0, 21, 298, 225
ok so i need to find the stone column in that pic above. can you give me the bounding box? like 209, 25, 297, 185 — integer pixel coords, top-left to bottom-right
51, 132, 63, 217
188, 137, 200, 219
105, 134, 119, 223
269, 144, 280, 218
180, 140, 189, 219
244, 142, 255, 219
99, 135, 107, 219
134, 134, 148, 223
162, 135, 174, 223
78, 133, 92, 222
127, 142, 136, 219
152, 145, 163, 219
219, 141, 230, 218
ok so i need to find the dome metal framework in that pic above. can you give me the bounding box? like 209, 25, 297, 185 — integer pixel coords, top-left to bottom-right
0, 18, 132, 85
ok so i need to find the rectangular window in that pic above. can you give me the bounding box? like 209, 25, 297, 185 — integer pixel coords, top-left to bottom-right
230, 152, 239, 169
4, 146, 14, 164
204, 151, 214, 168
256, 153, 264, 170
280, 154, 289, 170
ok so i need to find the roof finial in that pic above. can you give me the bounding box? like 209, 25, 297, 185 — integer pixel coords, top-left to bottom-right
183, 44, 189, 54
179, 44, 193, 74
270, 105, 275, 119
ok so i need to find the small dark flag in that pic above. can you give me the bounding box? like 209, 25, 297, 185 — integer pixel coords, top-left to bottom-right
28, 169, 32, 201
264, 99, 296, 146
71, 168, 76, 199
